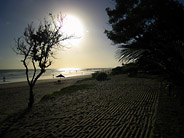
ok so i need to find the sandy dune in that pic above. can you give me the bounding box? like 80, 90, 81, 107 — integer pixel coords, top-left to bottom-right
0, 75, 160, 138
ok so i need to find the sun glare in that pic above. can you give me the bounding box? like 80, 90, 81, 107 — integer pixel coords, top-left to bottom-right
60, 15, 84, 46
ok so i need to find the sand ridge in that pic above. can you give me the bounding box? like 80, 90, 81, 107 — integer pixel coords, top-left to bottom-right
0, 75, 160, 138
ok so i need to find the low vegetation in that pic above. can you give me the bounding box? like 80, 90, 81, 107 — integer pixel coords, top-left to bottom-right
92, 72, 108, 81
41, 83, 95, 101
76, 77, 94, 83
111, 63, 138, 77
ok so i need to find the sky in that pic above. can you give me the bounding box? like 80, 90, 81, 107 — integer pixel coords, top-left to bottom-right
0, 0, 121, 69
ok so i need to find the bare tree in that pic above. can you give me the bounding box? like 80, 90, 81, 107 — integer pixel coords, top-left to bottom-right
14, 14, 71, 108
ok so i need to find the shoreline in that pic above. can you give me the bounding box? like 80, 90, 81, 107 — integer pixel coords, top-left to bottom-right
0, 68, 112, 85
0, 74, 91, 87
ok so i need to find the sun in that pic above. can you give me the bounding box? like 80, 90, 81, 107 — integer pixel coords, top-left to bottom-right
60, 15, 84, 46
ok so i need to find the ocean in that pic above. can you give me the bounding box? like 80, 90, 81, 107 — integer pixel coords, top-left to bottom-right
0, 68, 110, 84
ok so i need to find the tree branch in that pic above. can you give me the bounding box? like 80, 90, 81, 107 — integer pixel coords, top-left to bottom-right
31, 59, 37, 85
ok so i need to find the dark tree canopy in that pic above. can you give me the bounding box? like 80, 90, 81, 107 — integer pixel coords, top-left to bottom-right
105, 0, 184, 83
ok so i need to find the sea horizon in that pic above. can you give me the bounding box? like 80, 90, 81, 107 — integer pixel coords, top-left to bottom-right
0, 68, 111, 84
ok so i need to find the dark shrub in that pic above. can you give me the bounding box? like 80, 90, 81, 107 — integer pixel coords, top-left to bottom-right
111, 66, 123, 75
92, 71, 99, 79
92, 72, 108, 81
122, 63, 138, 77
111, 63, 138, 76
96, 72, 108, 81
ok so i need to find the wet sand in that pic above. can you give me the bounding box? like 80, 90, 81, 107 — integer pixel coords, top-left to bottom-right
0, 74, 160, 137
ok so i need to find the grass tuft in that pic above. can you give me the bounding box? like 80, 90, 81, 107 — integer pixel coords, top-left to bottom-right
41, 83, 95, 101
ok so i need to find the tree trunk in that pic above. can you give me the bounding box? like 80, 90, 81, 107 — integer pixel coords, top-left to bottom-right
28, 85, 34, 108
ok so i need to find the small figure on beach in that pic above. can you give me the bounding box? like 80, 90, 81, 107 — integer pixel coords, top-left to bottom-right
3, 76, 6, 82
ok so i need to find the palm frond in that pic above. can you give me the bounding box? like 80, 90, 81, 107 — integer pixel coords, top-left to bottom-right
116, 48, 145, 64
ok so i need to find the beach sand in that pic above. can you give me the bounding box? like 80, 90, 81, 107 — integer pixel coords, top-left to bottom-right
0, 74, 160, 137
0, 75, 90, 122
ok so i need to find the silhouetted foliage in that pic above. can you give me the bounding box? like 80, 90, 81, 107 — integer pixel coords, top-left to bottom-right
111, 66, 124, 75
92, 71, 99, 79
92, 72, 108, 81
14, 14, 72, 108
105, 0, 184, 84
112, 63, 138, 77
124, 63, 138, 77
